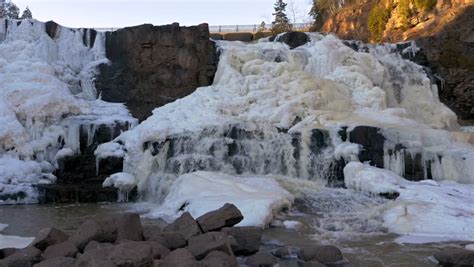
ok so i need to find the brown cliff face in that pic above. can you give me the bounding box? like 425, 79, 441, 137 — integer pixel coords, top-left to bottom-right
321, 1, 474, 120
96, 23, 218, 121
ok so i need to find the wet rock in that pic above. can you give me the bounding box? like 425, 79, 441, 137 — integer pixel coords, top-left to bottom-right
162, 212, 202, 240
161, 248, 198, 267
197, 203, 244, 232
143, 225, 186, 250
272, 246, 297, 259
42, 241, 78, 259
298, 245, 343, 264
96, 23, 218, 121
348, 126, 385, 168
187, 232, 236, 260
276, 31, 310, 49
0, 246, 41, 267
221, 227, 262, 256
83, 241, 114, 252
115, 212, 143, 242
30, 228, 69, 251
44, 21, 59, 39
106, 242, 154, 267
34, 256, 76, 267
200, 251, 238, 267
433, 248, 474, 266
245, 251, 278, 267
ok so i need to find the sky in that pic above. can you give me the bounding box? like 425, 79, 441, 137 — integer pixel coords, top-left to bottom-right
13, 0, 313, 28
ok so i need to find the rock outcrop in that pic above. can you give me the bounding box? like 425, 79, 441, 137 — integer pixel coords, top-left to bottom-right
96, 23, 218, 121
320, 0, 474, 120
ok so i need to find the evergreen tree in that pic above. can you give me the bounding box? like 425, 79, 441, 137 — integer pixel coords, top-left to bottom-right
20, 6, 32, 19
1, 0, 19, 19
272, 0, 291, 34
0, 0, 6, 18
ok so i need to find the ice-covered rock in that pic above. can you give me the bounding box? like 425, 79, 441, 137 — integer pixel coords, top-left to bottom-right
143, 171, 294, 228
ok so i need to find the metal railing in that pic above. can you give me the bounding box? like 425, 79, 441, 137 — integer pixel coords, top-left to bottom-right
93, 23, 310, 33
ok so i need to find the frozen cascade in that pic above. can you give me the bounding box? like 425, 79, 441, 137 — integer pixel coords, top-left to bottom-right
97, 32, 474, 209
0, 19, 136, 203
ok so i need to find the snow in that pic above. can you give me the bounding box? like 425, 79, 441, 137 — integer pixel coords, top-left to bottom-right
344, 162, 474, 243
0, 223, 34, 249
102, 172, 137, 202
143, 171, 294, 228
0, 19, 135, 203
283, 220, 303, 230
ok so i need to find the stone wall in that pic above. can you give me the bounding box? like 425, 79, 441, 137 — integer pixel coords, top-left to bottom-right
96, 23, 218, 121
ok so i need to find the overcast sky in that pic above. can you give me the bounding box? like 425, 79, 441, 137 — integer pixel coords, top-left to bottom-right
13, 0, 313, 28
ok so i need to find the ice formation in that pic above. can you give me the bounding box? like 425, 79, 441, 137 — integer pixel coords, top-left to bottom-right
0, 19, 136, 203
143, 171, 293, 227
0, 224, 34, 249
344, 162, 474, 243
102, 172, 137, 202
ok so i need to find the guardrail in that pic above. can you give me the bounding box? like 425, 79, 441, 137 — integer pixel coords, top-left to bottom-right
93, 23, 310, 33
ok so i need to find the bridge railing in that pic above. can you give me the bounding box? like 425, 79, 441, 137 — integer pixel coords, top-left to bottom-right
93, 23, 310, 33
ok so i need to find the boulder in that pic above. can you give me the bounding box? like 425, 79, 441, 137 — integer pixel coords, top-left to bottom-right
30, 228, 69, 251
143, 226, 186, 250
96, 23, 218, 121
187, 232, 236, 260
0, 246, 41, 267
297, 245, 343, 264
197, 203, 243, 232
160, 248, 198, 267
221, 227, 262, 256
69, 215, 117, 250
304, 261, 325, 267
34, 257, 76, 267
433, 248, 474, 266
83, 241, 114, 252
245, 251, 278, 267
106, 242, 154, 267
75, 246, 115, 267
200, 251, 238, 267
162, 212, 202, 240
0, 248, 18, 259
115, 212, 143, 242
44, 21, 59, 40
42, 241, 78, 259
276, 32, 310, 49
272, 246, 297, 259
141, 241, 170, 260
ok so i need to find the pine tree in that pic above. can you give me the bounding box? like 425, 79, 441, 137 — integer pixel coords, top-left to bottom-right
0, 0, 6, 18
1, 1, 19, 19
272, 0, 291, 34
20, 6, 32, 19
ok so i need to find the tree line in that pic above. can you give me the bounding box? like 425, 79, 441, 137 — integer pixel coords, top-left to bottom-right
0, 0, 33, 19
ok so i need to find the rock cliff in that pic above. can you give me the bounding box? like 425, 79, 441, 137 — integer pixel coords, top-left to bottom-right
96, 23, 218, 121
321, 0, 474, 121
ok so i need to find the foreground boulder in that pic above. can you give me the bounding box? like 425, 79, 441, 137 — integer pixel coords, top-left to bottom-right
42, 241, 78, 259
434, 248, 474, 266
187, 232, 236, 260
275, 31, 310, 49
0, 248, 18, 259
200, 251, 238, 267
34, 256, 76, 267
160, 248, 198, 267
0, 246, 41, 266
162, 212, 202, 240
221, 227, 262, 256
30, 228, 69, 251
197, 203, 244, 232
69, 212, 143, 250
246, 251, 278, 267
106, 242, 154, 266
143, 225, 186, 250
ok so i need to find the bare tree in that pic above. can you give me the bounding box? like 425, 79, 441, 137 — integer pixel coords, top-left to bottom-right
287, 0, 299, 26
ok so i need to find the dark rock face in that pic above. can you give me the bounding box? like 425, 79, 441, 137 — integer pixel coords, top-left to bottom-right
348, 126, 385, 168
246, 251, 278, 267
44, 21, 59, 39
197, 203, 244, 232
433, 248, 474, 267
31, 227, 69, 251
96, 23, 218, 121
143, 226, 187, 250
275, 31, 310, 49
42, 241, 78, 259
201, 251, 238, 267
161, 248, 198, 267
34, 256, 77, 267
187, 232, 236, 260
0, 246, 42, 267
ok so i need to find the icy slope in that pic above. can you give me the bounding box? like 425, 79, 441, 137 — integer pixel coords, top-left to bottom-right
0, 19, 136, 203
344, 162, 474, 243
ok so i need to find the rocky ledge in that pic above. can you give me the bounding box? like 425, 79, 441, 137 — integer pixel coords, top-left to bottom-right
0, 204, 349, 267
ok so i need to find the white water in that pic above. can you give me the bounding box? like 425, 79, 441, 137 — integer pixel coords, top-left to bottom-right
0, 19, 136, 203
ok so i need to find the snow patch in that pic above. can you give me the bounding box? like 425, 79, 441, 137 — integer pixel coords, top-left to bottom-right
143, 171, 294, 228
103, 172, 137, 202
